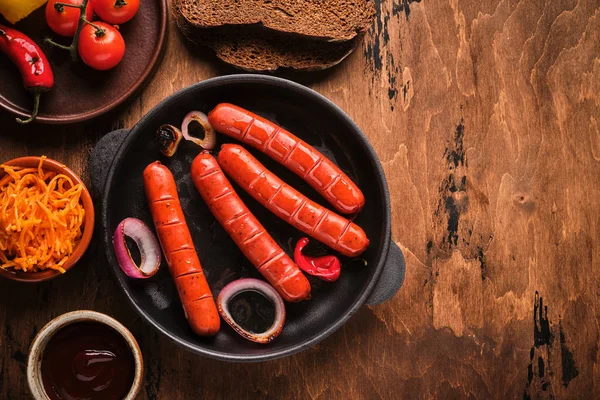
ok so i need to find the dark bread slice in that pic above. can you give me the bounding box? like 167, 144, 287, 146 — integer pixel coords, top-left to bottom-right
174, 8, 358, 71
173, 0, 375, 42
209, 33, 358, 72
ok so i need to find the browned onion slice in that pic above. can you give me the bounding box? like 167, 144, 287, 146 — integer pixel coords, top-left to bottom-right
181, 111, 217, 150
217, 278, 285, 344
156, 124, 183, 157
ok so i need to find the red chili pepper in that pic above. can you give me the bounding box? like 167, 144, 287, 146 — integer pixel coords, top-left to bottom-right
0, 24, 54, 124
294, 237, 341, 282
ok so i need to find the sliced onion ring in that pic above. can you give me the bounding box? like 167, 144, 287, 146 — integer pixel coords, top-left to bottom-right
217, 278, 286, 344
181, 110, 217, 150
113, 218, 161, 279
156, 124, 183, 157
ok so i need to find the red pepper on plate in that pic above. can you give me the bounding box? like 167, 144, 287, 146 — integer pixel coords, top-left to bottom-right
294, 237, 341, 282
0, 24, 54, 124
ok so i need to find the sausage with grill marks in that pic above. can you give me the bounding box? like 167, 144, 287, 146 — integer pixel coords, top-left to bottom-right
218, 144, 369, 257
208, 103, 365, 215
191, 152, 311, 302
143, 161, 220, 336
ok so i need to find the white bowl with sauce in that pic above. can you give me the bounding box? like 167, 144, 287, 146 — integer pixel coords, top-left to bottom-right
27, 310, 143, 400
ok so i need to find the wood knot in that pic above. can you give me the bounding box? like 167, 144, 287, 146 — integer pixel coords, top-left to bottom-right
515, 194, 536, 213
451, 190, 468, 211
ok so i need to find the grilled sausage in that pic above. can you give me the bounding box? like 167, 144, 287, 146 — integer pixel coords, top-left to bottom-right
208, 103, 365, 215
143, 161, 220, 336
218, 144, 369, 257
190, 152, 311, 302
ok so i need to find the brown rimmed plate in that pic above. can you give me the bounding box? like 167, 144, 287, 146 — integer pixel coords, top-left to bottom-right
0, 0, 167, 124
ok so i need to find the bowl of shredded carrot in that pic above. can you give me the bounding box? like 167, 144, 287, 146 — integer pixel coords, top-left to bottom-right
0, 156, 94, 282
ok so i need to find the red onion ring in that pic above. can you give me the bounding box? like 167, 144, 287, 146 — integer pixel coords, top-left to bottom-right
181, 111, 217, 150
217, 278, 286, 344
113, 218, 161, 279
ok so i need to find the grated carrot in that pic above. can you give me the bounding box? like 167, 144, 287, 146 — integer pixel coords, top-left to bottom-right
0, 157, 85, 273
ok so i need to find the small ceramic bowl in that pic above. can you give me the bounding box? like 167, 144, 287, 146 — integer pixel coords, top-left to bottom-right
27, 310, 144, 400
0, 156, 94, 282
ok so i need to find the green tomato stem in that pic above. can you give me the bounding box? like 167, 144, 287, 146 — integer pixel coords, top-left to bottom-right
44, 0, 90, 61
43, 37, 71, 51
53, 2, 83, 9
83, 19, 105, 35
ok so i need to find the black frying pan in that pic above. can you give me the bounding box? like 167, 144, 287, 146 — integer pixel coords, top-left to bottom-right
90, 75, 405, 361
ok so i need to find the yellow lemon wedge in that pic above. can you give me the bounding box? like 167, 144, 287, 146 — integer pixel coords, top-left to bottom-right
0, 0, 47, 25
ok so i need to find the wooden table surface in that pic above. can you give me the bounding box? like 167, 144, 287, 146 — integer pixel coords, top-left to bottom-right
1, 0, 599, 398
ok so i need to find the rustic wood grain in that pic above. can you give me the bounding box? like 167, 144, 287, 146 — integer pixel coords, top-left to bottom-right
1, 0, 599, 398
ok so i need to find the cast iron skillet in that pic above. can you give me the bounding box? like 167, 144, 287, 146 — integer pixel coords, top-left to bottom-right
92, 75, 405, 361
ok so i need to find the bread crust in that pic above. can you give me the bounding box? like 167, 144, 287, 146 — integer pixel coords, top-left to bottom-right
172, 0, 375, 43
173, 2, 362, 72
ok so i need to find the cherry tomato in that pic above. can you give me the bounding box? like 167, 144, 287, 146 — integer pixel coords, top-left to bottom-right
91, 0, 140, 25
77, 22, 125, 71
45, 0, 94, 37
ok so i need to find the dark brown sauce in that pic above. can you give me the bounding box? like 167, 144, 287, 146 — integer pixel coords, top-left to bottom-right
41, 321, 135, 400
228, 290, 275, 333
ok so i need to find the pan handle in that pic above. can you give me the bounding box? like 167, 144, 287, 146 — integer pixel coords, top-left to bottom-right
88, 129, 130, 199
366, 241, 406, 306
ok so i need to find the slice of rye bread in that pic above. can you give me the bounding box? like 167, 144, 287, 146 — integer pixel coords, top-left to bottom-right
210, 33, 359, 72
172, 0, 375, 42
174, 10, 359, 71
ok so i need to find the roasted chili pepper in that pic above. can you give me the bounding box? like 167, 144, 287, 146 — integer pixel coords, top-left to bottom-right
294, 237, 341, 282
0, 24, 54, 124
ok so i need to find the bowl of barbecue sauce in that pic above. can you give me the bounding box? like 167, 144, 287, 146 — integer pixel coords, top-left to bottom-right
27, 311, 143, 400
